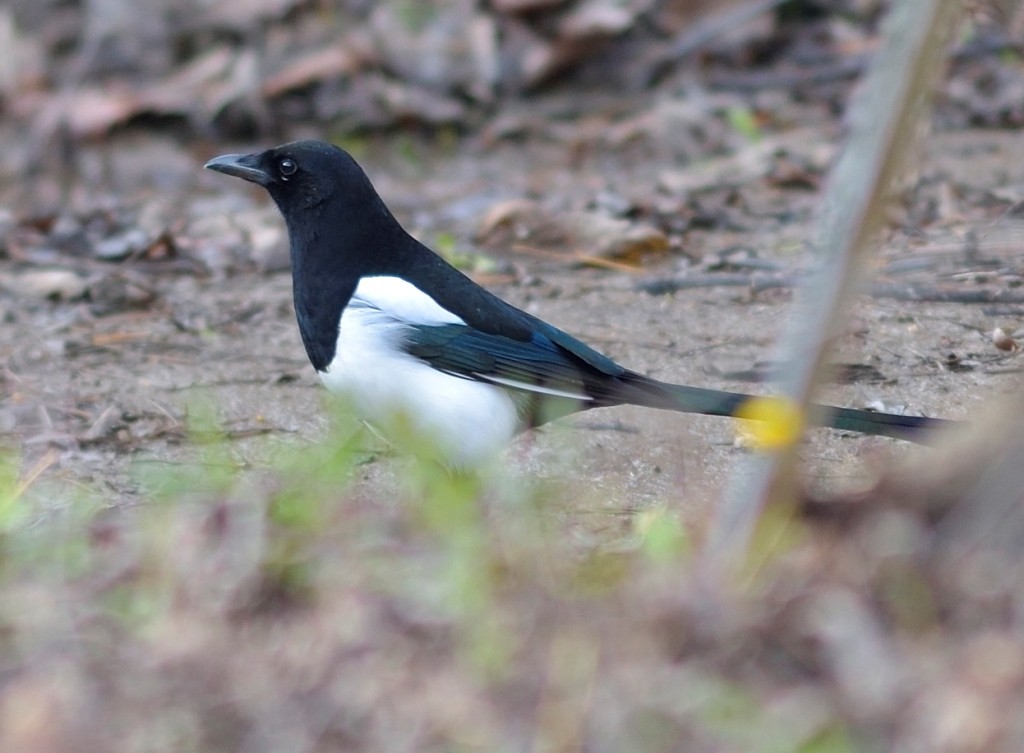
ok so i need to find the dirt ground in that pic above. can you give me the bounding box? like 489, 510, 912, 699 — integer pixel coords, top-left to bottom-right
2, 122, 1017, 516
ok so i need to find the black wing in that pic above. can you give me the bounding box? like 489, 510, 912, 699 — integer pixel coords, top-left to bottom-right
402, 324, 608, 403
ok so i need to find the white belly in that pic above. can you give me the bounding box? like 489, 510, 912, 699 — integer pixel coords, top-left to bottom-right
317, 280, 521, 468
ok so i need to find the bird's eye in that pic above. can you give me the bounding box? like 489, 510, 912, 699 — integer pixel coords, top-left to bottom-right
278, 158, 298, 179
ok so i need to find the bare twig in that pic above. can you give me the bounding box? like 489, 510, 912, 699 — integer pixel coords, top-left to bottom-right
510, 243, 645, 274
868, 283, 1024, 304
12, 448, 60, 501
637, 273, 800, 294
637, 274, 1024, 303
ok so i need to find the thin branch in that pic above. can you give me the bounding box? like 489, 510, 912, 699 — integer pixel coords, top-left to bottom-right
700, 0, 963, 579
637, 274, 1024, 304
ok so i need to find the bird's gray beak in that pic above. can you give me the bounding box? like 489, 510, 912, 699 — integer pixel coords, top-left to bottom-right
204, 153, 271, 186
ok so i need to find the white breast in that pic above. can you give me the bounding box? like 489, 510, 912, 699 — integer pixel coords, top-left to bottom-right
316, 276, 521, 467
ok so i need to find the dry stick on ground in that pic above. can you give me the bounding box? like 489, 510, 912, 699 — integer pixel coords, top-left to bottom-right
638, 274, 1024, 304
706, 28, 1024, 92
700, 0, 963, 579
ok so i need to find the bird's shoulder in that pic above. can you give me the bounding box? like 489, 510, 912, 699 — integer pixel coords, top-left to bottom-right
373, 245, 625, 378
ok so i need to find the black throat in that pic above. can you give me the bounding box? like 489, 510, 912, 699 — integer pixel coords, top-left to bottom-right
284, 190, 412, 372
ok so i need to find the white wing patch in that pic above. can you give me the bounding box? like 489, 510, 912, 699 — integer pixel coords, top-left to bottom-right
319, 278, 518, 467
350, 275, 464, 326
474, 374, 593, 402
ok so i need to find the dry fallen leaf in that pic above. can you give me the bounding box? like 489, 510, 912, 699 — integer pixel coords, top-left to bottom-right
477, 198, 668, 263
660, 129, 835, 196
477, 199, 570, 248
3, 269, 89, 301
559, 0, 635, 39
26, 47, 238, 140
262, 45, 367, 98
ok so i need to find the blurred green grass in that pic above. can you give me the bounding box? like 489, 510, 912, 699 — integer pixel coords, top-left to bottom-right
0, 401, 863, 753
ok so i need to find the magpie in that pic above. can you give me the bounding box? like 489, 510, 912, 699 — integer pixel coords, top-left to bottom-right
205, 140, 953, 467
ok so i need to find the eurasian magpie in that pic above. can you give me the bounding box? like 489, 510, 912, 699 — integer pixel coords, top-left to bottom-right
205, 140, 953, 466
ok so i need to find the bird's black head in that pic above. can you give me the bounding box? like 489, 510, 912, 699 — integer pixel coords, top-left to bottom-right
204, 140, 383, 218
205, 140, 415, 372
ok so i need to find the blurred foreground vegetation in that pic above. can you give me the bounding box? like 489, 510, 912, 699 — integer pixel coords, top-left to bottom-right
3, 398, 1024, 752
